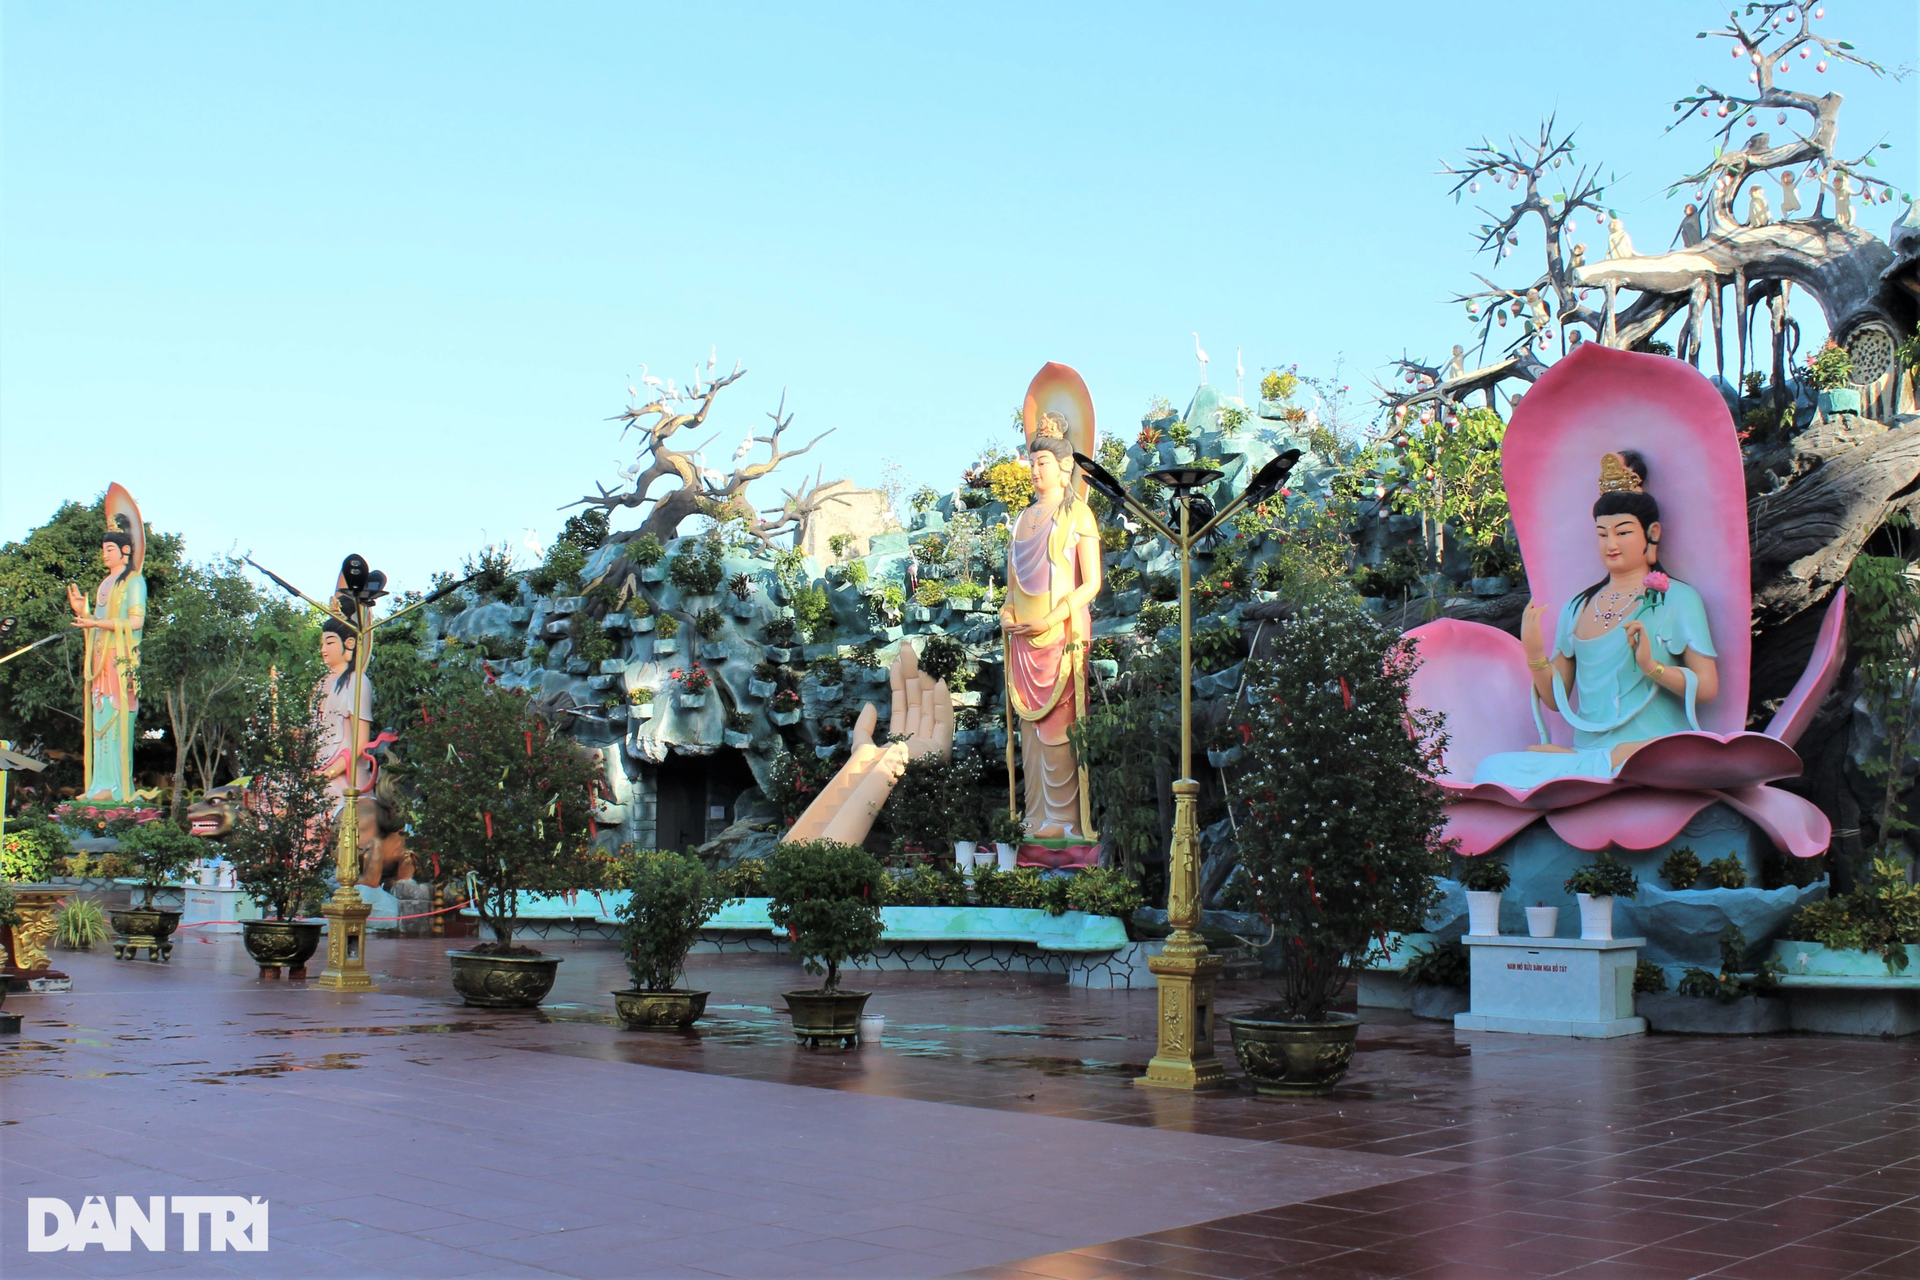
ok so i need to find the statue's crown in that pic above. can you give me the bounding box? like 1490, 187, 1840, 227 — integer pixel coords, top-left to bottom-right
1034, 413, 1068, 440
1598, 452, 1642, 494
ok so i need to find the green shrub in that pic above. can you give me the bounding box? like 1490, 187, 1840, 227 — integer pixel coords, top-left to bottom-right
224, 686, 334, 922
1565, 853, 1638, 899
573, 614, 616, 664
764, 840, 886, 991
0, 882, 17, 930
882, 861, 968, 907
618, 849, 735, 992
763, 617, 798, 647
913, 580, 947, 608
791, 585, 834, 641
117, 820, 203, 908
1677, 925, 1783, 1002
695, 607, 726, 640
622, 533, 665, 568
1236, 600, 1450, 1019
1, 825, 66, 883
1634, 959, 1668, 993
1659, 847, 1702, 890
669, 544, 725, 595
1786, 857, 1920, 970
1456, 855, 1511, 893
916, 634, 966, 685
718, 858, 765, 899
1403, 939, 1469, 989
54, 898, 109, 950
1809, 340, 1854, 391
1700, 854, 1748, 890
653, 613, 680, 640
1064, 867, 1144, 919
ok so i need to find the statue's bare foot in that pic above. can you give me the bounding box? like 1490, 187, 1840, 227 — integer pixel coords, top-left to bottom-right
1032, 823, 1065, 839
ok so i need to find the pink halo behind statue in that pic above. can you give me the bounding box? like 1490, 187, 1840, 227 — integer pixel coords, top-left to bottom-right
1023, 362, 1096, 499
1503, 344, 1750, 739
103, 482, 145, 576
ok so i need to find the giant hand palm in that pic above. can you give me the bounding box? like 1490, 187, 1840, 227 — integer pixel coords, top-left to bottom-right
782, 643, 953, 847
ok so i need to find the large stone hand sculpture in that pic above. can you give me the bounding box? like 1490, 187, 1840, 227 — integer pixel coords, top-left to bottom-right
782, 642, 953, 847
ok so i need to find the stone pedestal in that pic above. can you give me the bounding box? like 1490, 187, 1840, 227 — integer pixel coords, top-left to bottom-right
1455, 935, 1647, 1038
393, 881, 434, 936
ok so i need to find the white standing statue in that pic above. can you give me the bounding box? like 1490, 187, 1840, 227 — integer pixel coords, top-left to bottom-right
1832, 172, 1854, 228
1442, 344, 1466, 382
1748, 183, 1771, 228
1606, 215, 1635, 260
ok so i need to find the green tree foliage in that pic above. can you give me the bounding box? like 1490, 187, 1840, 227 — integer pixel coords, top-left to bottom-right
1845, 540, 1920, 864
1787, 857, 1920, 970
1070, 645, 1180, 883
1392, 406, 1512, 574
222, 685, 334, 922
400, 676, 604, 951
618, 848, 735, 991
763, 839, 885, 991
117, 819, 202, 908
0, 497, 183, 767
1235, 602, 1451, 1018
140, 558, 317, 820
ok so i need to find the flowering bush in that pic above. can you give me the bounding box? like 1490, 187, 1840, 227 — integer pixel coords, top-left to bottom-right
671, 666, 713, 696
53, 802, 163, 837
1235, 601, 1451, 1019
770, 688, 801, 714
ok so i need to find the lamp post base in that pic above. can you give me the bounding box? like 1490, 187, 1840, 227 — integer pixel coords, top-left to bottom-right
1135, 945, 1232, 1091
315, 889, 375, 991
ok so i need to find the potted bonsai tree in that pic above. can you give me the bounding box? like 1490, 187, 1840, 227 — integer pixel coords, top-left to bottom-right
222, 687, 335, 979
612, 848, 736, 1029
1457, 853, 1510, 936
1565, 852, 1639, 940
404, 675, 603, 1008
987, 808, 1024, 870
763, 838, 885, 1047
1228, 602, 1450, 1095
110, 818, 201, 962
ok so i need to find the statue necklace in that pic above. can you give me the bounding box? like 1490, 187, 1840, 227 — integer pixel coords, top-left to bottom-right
1590, 585, 1642, 629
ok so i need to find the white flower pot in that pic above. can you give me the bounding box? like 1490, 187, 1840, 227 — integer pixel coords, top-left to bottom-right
995, 843, 1018, 872
1577, 894, 1615, 940
1465, 890, 1503, 936
858, 1012, 885, 1043
1525, 906, 1559, 938
954, 841, 977, 870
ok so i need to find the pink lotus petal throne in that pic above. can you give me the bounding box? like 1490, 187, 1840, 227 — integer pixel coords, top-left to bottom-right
1407, 343, 1846, 861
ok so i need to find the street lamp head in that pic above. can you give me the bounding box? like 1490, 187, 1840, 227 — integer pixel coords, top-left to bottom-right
1241, 449, 1303, 507
1146, 466, 1226, 492
1071, 452, 1131, 508
338, 554, 370, 595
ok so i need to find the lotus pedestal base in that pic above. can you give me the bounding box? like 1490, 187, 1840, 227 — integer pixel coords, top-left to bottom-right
1454, 935, 1647, 1038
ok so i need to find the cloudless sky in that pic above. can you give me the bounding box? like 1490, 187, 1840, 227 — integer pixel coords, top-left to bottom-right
4, 1, 1914, 595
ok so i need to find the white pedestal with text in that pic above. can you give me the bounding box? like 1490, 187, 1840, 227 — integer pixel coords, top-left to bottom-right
1454, 935, 1647, 1038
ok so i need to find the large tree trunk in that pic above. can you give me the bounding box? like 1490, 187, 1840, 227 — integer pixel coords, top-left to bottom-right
166, 681, 194, 824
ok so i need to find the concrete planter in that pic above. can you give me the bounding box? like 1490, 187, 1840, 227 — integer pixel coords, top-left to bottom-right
1466, 891, 1503, 937
770, 708, 802, 726
1637, 992, 1789, 1035
764, 646, 793, 663
746, 678, 778, 699
652, 637, 679, 656
1817, 387, 1862, 415
700, 642, 729, 662
675, 692, 709, 710
723, 730, 752, 749
1577, 893, 1616, 940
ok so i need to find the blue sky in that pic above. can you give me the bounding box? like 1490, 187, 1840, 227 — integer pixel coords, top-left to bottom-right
4, 2, 1914, 595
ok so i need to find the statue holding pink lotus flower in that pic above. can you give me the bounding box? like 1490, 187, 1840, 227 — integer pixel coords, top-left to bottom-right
1409, 343, 1848, 865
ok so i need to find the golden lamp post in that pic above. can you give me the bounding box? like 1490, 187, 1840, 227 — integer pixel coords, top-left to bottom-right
246, 554, 468, 991
1072, 447, 1300, 1091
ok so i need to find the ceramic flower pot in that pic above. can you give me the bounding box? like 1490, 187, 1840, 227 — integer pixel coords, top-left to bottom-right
1525, 906, 1560, 939
241, 919, 322, 979
858, 1011, 885, 1043
1577, 893, 1615, 941
1465, 890, 1503, 936
1226, 1011, 1359, 1097
954, 841, 977, 870
447, 950, 562, 1008
723, 730, 752, 748
612, 989, 709, 1030
782, 988, 871, 1049
996, 843, 1018, 871
110, 907, 182, 962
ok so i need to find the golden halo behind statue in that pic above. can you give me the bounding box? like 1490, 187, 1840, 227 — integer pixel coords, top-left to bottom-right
103, 482, 145, 576
1022, 362, 1096, 499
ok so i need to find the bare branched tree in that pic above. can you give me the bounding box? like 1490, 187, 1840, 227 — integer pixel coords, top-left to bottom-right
567, 361, 835, 544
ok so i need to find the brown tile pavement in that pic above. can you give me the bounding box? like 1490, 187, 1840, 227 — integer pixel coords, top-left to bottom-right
6, 933, 1919, 1278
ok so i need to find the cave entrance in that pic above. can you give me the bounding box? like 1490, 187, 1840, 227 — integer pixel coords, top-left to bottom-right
652, 748, 759, 853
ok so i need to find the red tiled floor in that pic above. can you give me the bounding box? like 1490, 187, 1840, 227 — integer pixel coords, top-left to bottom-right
6, 934, 1919, 1279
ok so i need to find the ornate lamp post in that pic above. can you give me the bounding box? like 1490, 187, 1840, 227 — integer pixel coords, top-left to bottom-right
247, 555, 468, 991
1072, 448, 1299, 1091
